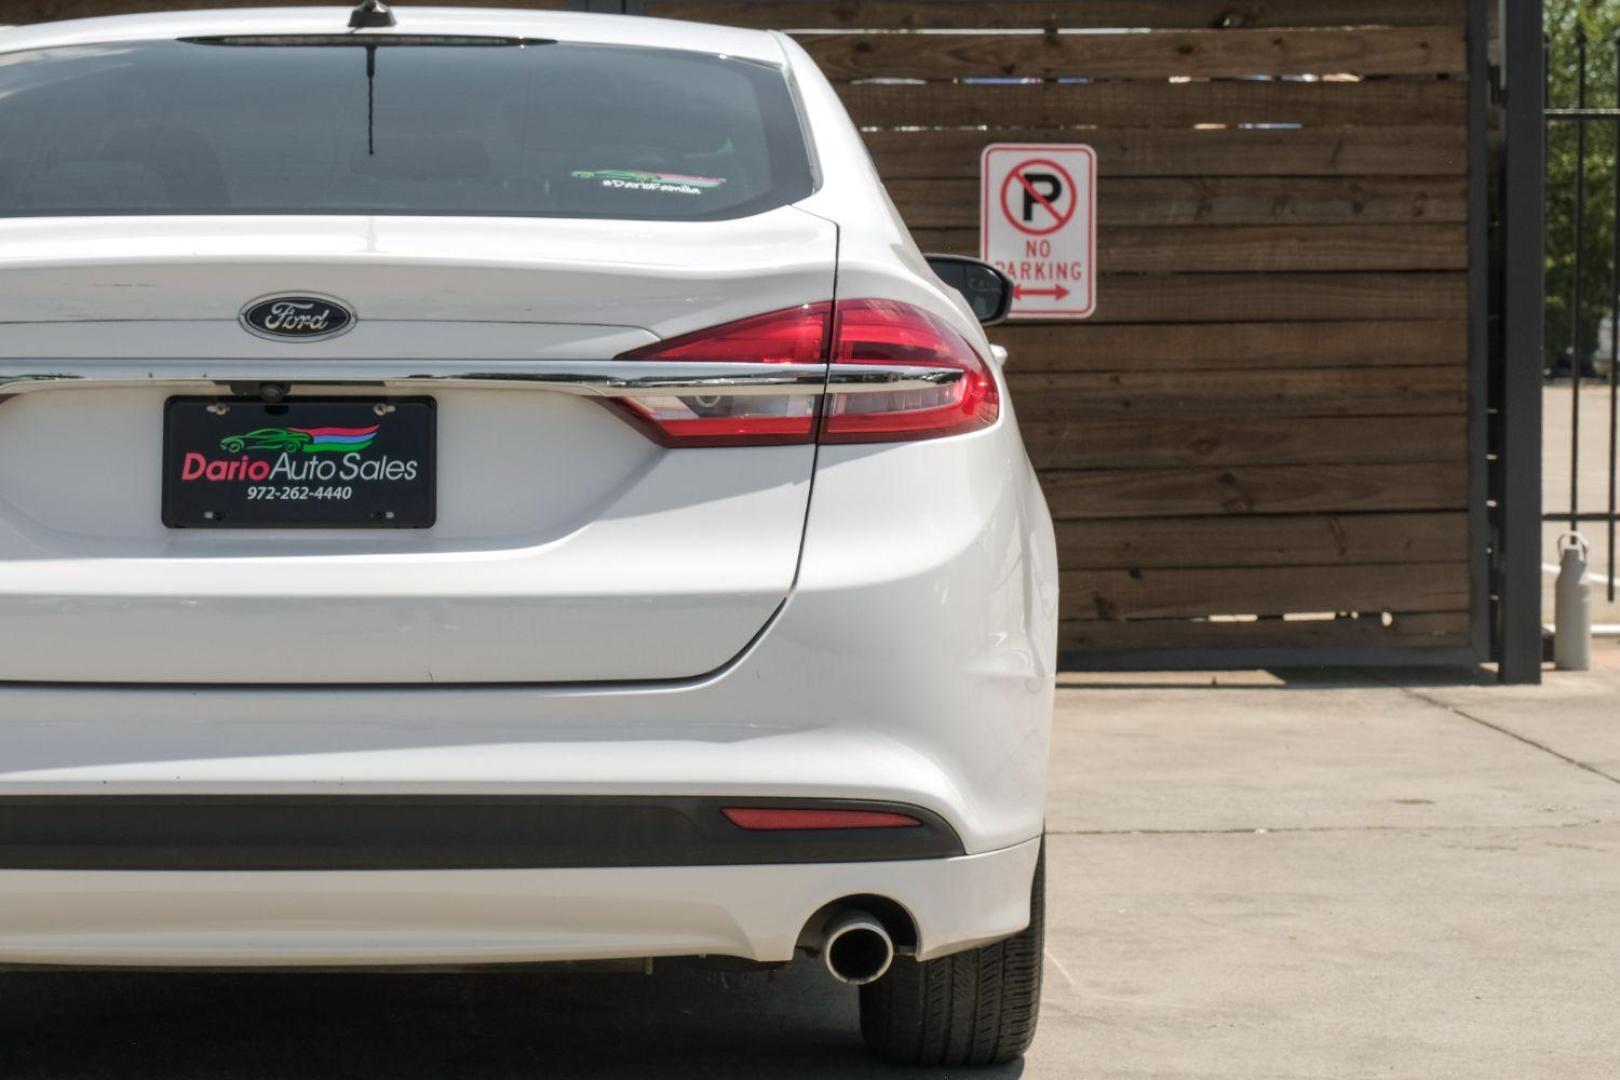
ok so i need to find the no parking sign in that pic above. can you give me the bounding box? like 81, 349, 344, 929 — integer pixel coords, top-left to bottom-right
980, 144, 1097, 320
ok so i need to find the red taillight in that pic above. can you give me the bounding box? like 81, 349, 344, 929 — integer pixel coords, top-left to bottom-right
609, 303, 829, 447
609, 299, 997, 446
619, 302, 831, 365
821, 299, 999, 444
721, 807, 923, 831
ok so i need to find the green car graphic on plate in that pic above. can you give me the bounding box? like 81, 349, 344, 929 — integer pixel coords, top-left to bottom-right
219, 428, 313, 454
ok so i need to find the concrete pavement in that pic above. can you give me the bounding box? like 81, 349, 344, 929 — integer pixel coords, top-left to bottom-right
4, 656, 1619, 1078
1041, 656, 1620, 1080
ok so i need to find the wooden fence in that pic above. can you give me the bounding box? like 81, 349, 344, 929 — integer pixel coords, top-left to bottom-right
0, 0, 1489, 665
646, 0, 1483, 663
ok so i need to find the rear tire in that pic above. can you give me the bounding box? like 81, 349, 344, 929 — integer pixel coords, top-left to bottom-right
858, 840, 1045, 1067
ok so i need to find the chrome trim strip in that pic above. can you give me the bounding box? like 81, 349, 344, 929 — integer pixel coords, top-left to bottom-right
0, 361, 959, 398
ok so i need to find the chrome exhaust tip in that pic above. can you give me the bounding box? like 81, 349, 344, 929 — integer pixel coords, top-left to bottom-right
821, 911, 895, 986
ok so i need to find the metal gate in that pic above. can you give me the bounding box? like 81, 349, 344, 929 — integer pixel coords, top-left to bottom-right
1544, 19, 1620, 621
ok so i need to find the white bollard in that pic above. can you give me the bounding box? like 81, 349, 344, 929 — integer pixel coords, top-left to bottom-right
1555, 533, 1593, 672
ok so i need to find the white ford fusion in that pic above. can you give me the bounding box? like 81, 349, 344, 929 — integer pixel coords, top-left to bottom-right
0, 3, 1058, 1066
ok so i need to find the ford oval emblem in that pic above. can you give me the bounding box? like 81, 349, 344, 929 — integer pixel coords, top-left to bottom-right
240, 294, 356, 342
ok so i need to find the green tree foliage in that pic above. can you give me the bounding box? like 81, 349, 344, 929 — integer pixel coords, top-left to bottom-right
1547, 1, 1620, 372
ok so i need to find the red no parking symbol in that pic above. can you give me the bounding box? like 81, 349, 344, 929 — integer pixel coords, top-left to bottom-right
999, 158, 1078, 237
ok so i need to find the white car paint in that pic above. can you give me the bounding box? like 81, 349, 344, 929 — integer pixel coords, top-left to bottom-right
0, 7, 1057, 969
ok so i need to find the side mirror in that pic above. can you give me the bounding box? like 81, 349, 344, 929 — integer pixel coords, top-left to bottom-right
924, 254, 1013, 326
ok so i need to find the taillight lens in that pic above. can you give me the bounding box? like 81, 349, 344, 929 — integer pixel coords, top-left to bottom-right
821, 299, 999, 444
610, 303, 829, 447
620, 302, 831, 365
609, 299, 998, 446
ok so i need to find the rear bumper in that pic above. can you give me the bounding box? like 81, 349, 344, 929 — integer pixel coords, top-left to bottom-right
0, 838, 1040, 968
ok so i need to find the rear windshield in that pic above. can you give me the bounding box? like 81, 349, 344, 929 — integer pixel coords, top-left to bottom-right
0, 38, 815, 220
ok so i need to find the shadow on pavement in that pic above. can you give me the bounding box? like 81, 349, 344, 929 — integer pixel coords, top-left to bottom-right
1059, 665, 1497, 692
0, 961, 1026, 1079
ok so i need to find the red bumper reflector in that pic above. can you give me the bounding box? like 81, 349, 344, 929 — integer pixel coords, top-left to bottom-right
721, 807, 923, 831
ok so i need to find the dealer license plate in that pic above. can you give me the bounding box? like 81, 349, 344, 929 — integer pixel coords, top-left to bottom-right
162, 397, 436, 529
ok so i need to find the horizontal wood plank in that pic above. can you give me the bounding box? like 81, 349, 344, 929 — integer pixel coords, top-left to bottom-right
1090, 272, 1466, 323
865, 127, 1468, 180
839, 80, 1466, 130
1057, 512, 1468, 568
1040, 461, 1468, 519
1060, 611, 1470, 652
992, 321, 1466, 372
645, 1, 1466, 31
1061, 562, 1470, 620
1110, 224, 1464, 272
975, 272, 1464, 324
902, 204, 1469, 275
804, 26, 1463, 81
1102, 224, 1466, 273
1021, 415, 1467, 469
896, 177, 1468, 232
1008, 366, 1467, 420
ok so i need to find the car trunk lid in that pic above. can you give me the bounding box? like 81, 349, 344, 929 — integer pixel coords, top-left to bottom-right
0, 212, 836, 684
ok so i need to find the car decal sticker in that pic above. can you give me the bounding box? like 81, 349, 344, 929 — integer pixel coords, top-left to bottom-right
570, 169, 728, 196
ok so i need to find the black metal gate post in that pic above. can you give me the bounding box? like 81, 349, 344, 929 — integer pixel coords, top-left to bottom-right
1469, 0, 1494, 665
1498, 0, 1547, 684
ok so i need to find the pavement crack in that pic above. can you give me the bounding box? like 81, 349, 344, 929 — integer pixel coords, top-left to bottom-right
1377, 678, 1620, 788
